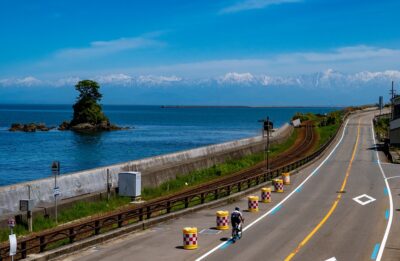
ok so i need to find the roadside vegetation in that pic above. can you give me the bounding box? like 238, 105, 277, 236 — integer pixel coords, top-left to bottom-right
0, 196, 131, 242
292, 109, 344, 148
374, 117, 389, 141
142, 129, 299, 200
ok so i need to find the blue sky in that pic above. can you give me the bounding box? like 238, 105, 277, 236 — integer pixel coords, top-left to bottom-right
1, 0, 400, 105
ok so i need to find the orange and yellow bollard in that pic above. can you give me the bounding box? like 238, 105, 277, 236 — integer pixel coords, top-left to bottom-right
282, 172, 291, 185
216, 211, 229, 230
261, 187, 272, 203
273, 179, 284, 193
183, 227, 198, 250
248, 195, 259, 212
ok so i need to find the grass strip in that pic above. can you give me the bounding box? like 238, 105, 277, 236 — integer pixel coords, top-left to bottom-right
142, 128, 298, 200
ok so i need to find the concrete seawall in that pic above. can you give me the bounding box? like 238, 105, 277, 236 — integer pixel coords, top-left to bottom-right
0, 124, 292, 217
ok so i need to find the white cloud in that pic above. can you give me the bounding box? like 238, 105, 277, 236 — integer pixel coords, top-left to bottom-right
54, 36, 164, 60
220, 0, 302, 14
0, 76, 42, 87
129, 45, 400, 77
284, 45, 400, 63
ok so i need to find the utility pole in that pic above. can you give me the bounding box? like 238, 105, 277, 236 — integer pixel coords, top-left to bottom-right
107, 169, 111, 201
51, 161, 60, 224
390, 81, 395, 119
258, 117, 273, 172
266, 117, 270, 171
27, 185, 32, 232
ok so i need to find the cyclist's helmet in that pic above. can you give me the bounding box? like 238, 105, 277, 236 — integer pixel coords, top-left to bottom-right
235, 207, 240, 211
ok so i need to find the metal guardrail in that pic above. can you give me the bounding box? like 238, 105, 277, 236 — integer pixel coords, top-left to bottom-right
0, 114, 347, 261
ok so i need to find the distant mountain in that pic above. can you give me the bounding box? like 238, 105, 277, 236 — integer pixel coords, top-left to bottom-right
0, 70, 398, 106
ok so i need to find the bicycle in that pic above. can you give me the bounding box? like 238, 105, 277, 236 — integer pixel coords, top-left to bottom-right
231, 223, 243, 242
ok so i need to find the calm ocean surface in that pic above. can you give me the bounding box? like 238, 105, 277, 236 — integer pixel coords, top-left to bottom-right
0, 105, 338, 186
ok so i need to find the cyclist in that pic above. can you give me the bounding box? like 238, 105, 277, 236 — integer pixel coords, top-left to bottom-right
231, 207, 244, 240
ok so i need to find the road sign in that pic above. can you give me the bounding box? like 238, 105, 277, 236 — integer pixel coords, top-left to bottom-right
20, 199, 34, 211
7, 218, 15, 228
51, 161, 60, 175
9, 234, 17, 256
53, 186, 61, 197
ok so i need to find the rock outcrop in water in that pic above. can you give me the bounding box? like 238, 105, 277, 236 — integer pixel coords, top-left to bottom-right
9, 123, 54, 132
9, 81, 128, 133
61, 80, 124, 132
58, 121, 125, 132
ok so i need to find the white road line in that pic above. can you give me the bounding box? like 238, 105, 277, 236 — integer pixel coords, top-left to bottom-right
385, 175, 400, 180
325, 257, 337, 261
371, 121, 393, 261
352, 194, 376, 206
195, 119, 350, 261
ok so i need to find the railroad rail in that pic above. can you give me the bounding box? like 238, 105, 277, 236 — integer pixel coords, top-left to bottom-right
0, 118, 344, 260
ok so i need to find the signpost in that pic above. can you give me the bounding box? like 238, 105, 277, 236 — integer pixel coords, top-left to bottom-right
8, 217, 16, 260
8, 218, 15, 234
51, 161, 60, 224
9, 234, 17, 261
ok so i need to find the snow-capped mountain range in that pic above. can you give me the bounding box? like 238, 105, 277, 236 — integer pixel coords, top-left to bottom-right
1, 69, 399, 88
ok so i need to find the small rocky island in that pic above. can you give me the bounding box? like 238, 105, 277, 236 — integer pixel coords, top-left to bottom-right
9, 80, 126, 132
9, 123, 54, 132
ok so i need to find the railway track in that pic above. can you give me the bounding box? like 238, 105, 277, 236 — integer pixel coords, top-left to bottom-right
152, 122, 315, 202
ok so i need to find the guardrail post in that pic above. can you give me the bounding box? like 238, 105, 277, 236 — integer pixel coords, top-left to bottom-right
21, 241, 27, 258
167, 201, 171, 213
146, 206, 151, 219
39, 236, 46, 252
227, 185, 231, 196
184, 197, 189, 208
69, 228, 75, 243
214, 189, 219, 200
139, 208, 143, 221
238, 182, 241, 192
247, 179, 251, 188
118, 214, 123, 227
95, 220, 100, 235
200, 193, 205, 204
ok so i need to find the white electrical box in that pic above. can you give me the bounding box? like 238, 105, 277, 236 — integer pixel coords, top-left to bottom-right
118, 172, 141, 198
292, 119, 301, 127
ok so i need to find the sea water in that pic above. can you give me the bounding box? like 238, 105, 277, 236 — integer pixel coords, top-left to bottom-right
0, 105, 338, 186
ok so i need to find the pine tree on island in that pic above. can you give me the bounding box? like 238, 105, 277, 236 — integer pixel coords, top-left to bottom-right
59, 80, 122, 131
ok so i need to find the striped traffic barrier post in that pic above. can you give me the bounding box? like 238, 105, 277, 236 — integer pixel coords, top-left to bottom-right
216, 211, 229, 230
261, 187, 272, 203
282, 172, 291, 185
248, 196, 259, 212
183, 227, 198, 250
273, 179, 284, 193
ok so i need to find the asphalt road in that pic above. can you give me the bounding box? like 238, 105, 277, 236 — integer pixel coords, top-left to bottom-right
60, 110, 397, 261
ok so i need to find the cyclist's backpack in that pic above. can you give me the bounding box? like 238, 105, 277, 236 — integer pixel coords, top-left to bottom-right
231, 211, 241, 224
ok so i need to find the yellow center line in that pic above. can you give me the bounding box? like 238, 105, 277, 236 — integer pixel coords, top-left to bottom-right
284, 119, 361, 261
